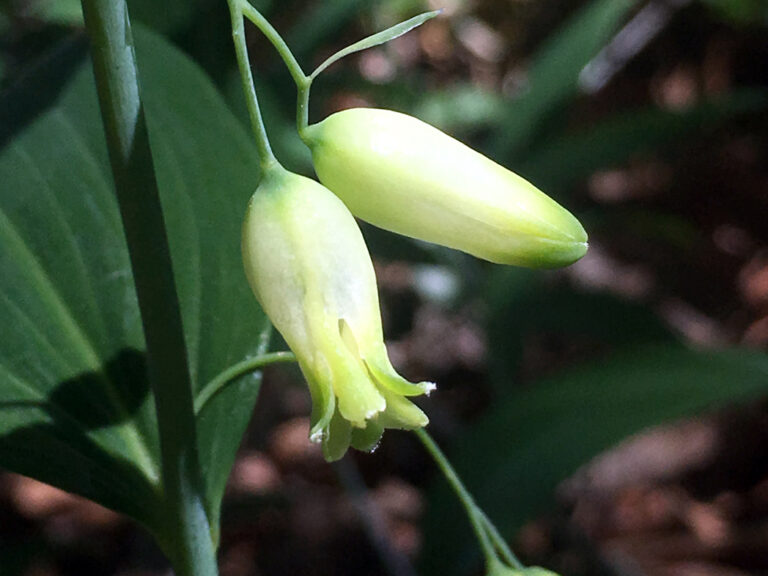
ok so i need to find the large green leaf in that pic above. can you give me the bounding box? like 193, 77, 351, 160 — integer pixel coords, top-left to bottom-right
0, 26, 269, 537
490, 0, 635, 159
127, 0, 194, 34
18, 0, 83, 25
420, 344, 768, 575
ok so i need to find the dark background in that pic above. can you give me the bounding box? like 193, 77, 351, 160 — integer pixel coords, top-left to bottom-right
1, 0, 768, 574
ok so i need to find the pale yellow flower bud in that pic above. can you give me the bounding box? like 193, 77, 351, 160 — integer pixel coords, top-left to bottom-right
304, 108, 588, 268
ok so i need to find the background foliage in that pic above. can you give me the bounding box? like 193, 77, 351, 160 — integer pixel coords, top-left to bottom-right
1, 0, 767, 574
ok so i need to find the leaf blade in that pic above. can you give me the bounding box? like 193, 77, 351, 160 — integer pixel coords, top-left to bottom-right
310, 10, 441, 80
0, 25, 271, 537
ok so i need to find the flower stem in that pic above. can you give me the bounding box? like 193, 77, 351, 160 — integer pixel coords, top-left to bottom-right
297, 79, 312, 137
226, 0, 279, 171
195, 351, 297, 414
80, 1, 217, 573
238, 0, 307, 87
414, 428, 497, 567
480, 510, 525, 569
234, 0, 313, 137
415, 429, 526, 570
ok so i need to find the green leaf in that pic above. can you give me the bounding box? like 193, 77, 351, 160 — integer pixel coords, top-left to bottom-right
310, 10, 440, 80
490, 0, 635, 158
126, 0, 193, 34
0, 25, 269, 537
519, 90, 768, 193
15, 0, 84, 25
420, 344, 768, 575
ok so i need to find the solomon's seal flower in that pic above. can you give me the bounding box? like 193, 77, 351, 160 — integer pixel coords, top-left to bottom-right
303, 108, 588, 268
242, 166, 433, 461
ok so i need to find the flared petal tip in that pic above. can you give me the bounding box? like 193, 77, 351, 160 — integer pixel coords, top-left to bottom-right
309, 428, 325, 444
421, 381, 437, 396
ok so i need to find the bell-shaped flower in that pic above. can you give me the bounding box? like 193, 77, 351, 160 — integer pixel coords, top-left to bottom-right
303, 108, 588, 268
242, 166, 433, 461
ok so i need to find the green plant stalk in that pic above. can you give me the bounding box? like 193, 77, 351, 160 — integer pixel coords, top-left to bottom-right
415, 429, 524, 570
79, 1, 218, 574
227, 0, 279, 170
238, 0, 307, 86
234, 0, 312, 136
195, 351, 297, 414
480, 511, 524, 569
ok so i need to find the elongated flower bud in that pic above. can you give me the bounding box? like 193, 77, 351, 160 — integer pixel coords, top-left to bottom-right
242, 166, 433, 461
303, 108, 587, 268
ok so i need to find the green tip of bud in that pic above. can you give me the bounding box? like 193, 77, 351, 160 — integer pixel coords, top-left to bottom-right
305, 108, 588, 269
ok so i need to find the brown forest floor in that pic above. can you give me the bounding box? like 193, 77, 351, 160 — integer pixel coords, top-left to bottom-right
2, 0, 768, 574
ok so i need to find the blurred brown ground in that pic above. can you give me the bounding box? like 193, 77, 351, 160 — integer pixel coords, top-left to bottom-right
2, 0, 768, 574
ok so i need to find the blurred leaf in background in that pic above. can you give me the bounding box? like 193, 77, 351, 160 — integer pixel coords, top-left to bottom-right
701, 0, 768, 25
422, 345, 768, 576
518, 90, 768, 197
490, 0, 636, 160
14, 0, 83, 25
1, 0, 768, 574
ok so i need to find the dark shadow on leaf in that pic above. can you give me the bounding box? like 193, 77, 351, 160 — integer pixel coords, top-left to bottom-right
0, 348, 161, 527
49, 346, 150, 430
0, 32, 88, 149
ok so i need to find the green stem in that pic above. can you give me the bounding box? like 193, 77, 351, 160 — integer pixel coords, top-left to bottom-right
236, 0, 312, 137
297, 79, 312, 137
227, 0, 278, 170
480, 511, 524, 570
238, 0, 307, 87
80, 1, 217, 574
195, 351, 297, 414
414, 429, 498, 567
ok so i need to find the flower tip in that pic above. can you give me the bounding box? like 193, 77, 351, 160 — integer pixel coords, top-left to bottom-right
526, 236, 588, 269
565, 238, 589, 266
562, 239, 589, 266
422, 381, 437, 396
526, 205, 588, 268
309, 428, 325, 444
